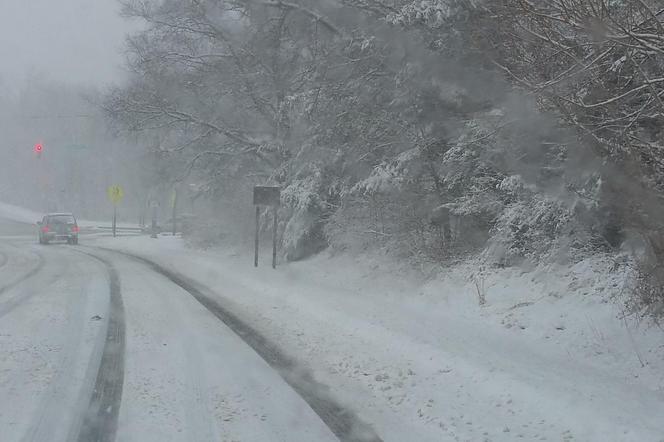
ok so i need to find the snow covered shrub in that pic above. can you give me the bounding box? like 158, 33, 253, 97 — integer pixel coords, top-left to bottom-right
329, 191, 449, 261
281, 167, 329, 261
387, 0, 484, 29
326, 193, 401, 254
484, 176, 578, 266
629, 233, 664, 318
633, 267, 664, 318
326, 147, 485, 262
325, 147, 434, 259
324, 197, 370, 253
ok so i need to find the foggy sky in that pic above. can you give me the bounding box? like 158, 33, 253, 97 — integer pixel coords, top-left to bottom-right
0, 0, 136, 88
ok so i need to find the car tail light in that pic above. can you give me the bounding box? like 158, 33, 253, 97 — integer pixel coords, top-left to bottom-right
71, 226, 80, 233
41, 226, 49, 233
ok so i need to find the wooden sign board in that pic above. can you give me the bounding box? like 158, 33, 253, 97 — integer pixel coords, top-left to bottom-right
253, 186, 281, 206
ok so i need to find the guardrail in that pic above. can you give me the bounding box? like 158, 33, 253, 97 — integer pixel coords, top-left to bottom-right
91, 226, 144, 233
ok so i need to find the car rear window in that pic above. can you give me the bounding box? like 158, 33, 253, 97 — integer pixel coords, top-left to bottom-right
48, 215, 76, 224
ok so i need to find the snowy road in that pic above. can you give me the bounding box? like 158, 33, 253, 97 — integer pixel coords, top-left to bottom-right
0, 221, 374, 442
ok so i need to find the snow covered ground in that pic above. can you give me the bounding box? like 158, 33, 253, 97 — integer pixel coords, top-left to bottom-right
1, 196, 663, 441
89, 234, 664, 442
0, 201, 42, 224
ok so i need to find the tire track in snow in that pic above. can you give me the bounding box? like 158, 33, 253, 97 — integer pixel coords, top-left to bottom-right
73, 251, 125, 442
97, 247, 382, 442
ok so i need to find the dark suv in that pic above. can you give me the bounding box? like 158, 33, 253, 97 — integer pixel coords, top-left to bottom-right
38, 213, 79, 244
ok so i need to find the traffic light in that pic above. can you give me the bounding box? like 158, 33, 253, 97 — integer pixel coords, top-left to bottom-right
34, 142, 43, 157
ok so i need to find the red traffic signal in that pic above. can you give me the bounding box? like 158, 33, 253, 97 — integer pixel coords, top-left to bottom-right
34, 143, 44, 157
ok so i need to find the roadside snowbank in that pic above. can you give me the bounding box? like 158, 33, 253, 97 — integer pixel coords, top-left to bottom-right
0, 202, 41, 224
0, 200, 143, 234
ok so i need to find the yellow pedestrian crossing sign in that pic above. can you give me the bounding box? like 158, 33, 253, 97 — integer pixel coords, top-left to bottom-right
107, 185, 124, 204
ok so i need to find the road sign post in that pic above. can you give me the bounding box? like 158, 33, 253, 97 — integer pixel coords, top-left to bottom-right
107, 185, 124, 238
113, 205, 117, 238
252, 186, 281, 268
